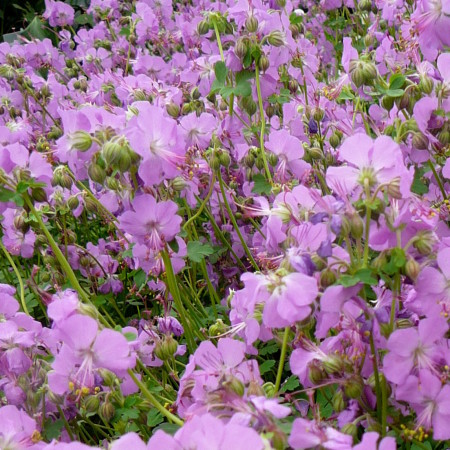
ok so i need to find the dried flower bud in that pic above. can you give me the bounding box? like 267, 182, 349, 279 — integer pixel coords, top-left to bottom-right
405, 257, 420, 281
412, 132, 429, 150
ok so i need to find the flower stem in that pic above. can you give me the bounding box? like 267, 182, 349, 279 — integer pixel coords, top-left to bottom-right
429, 159, 448, 200
217, 170, 259, 271
0, 241, 29, 315
275, 326, 290, 393
127, 369, 184, 426
254, 65, 273, 183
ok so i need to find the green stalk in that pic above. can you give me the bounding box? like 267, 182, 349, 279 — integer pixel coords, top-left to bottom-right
161, 249, 196, 352
368, 332, 382, 422
217, 171, 259, 271
127, 369, 184, 426
212, 19, 225, 62
24, 194, 90, 305
0, 241, 29, 315
274, 327, 290, 392
254, 65, 273, 183
429, 159, 448, 200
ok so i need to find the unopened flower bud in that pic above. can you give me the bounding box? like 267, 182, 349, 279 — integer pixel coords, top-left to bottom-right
332, 390, 345, 413
288, 79, 299, 94
263, 382, 277, 398
209, 318, 228, 337
154, 335, 178, 360
344, 375, 364, 399
349, 214, 364, 239
266, 104, 276, 118
83, 396, 100, 413
329, 132, 341, 149
70, 131, 93, 152
166, 102, 180, 118
99, 401, 115, 422
67, 195, 80, 210
258, 55, 270, 72
419, 75, 434, 95
219, 151, 231, 167
78, 303, 99, 320
412, 132, 429, 150
88, 164, 107, 184
223, 376, 245, 397
362, 61, 377, 84
386, 177, 402, 199
267, 152, 278, 166
381, 95, 394, 111
413, 230, 435, 255
320, 268, 337, 288
267, 31, 285, 47
341, 422, 358, 438
272, 429, 288, 450
14, 214, 29, 234
351, 66, 365, 88
171, 176, 187, 192
234, 38, 247, 59
191, 87, 200, 100
244, 153, 255, 168
197, 19, 210, 35
247, 380, 264, 396
308, 363, 326, 385
323, 355, 344, 375
313, 107, 325, 122
245, 15, 259, 32
32, 187, 47, 203
98, 369, 117, 386
209, 154, 221, 171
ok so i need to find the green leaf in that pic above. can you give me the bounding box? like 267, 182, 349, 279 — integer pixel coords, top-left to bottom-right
123, 332, 137, 342
251, 174, 272, 195
386, 88, 404, 98
389, 74, 406, 90
147, 409, 164, 427
243, 50, 252, 69
214, 61, 227, 84
259, 359, 276, 375
337, 274, 360, 287
219, 86, 234, 99
354, 268, 378, 285
411, 167, 429, 194
133, 269, 147, 288
233, 80, 252, 97
154, 422, 181, 435
187, 241, 215, 263
235, 70, 255, 85
280, 375, 300, 393
0, 187, 24, 206
259, 342, 279, 356
338, 89, 355, 101
168, 238, 180, 253
43, 419, 64, 441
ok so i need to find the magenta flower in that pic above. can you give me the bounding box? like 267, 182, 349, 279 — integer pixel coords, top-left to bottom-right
119, 194, 182, 250
396, 370, 450, 439
326, 133, 412, 197
383, 317, 448, 384
0, 405, 40, 449
48, 314, 135, 395
43, 0, 75, 27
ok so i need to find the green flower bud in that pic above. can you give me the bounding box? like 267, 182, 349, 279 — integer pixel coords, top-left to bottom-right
155, 335, 178, 360
31, 187, 48, 203
405, 257, 420, 281
329, 132, 341, 149
247, 380, 265, 396
413, 230, 435, 256
313, 107, 325, 122
308, 363, 326, 385
323, 354, 344, 375
14, 213, 29, 234
288, 79, 299, 94
381, 95, 394, 111
171, 176, 187, 192
271, 429, 288, 450
245, 15, 259, 33
98, 369, 117, 386
320, 268, 337, 288
258, 55, 270, 72
267, 31, 286, 47
244, 153, 255, 168
332, 389, 346, 413
209, 154, 221, 171
386, 177, 402, 199
351, 66, 365, 88
67, 195, 80, 210
191, 87, 200, 100
263, 382, 277, 398
266, 104, 276, 118
99, 401, 115, 422
219, 151, 231, 167
197, 19, 210, 35
223, 376, 245, 397
364, 34, 376, 48
307, 146, 323, 160
88, 164, 107, 184
181, 103, 193, 115
341, 422, 358, 439
419, 75, 434, 95
349, 214, 364, 239
83, 396, 100, 413
235, 38, 248, 59
362, 61, 377, 84
106, 177, 120, 191
267, 152, 278, 166
244, 98, 257, 116
359, 0, 372, 11
70, 131, 93, 152
344, 375, 364, 399
166, 102, 180, 118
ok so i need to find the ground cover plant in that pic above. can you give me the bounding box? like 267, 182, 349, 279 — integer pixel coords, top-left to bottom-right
0, 0, 449, 448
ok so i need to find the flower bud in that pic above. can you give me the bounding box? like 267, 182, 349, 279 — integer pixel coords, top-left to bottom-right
288, 79, 299, 94
219, 151, 231, 167
83, 396, 100, 413
272, 429, 288, 450
364, 34, 376, 48
308, 363, 326, 385
244, 153, 255, 168
381, 95, 394, 111
209, 154, 221, 171
413, 230, 435, 255
247, 380, 264, 396
323, 354, 344, 375
332, 390, 345, 413
419, 75, 434, 95
99, 401, 115, 422
412, 132, 429, 150
266, 104, 276, 118
234, 38, 248, 59
386, 177, 402, 199
263, 382, 277, 398
78, 303, 99, 320
223, 376, 245, 397
67, 195, 80, 210
329, 132, 341, 149
258, 55, 270, 72
341, 422, 358, 439
344, 375, 364, 399
349, 214, 364, 239
154, 335, 178, 360
361, 61, 377, 84
267, 31, 285, 47
98, 369, 117, 386
197, 19, 210, 35
191, 87, 200, 100
171, 176, 187, 192
70, 131, 93, 152
267, 152, 278, 166
14, 213, 29, 234
245, 15, 259, 33
351, 66, 365, 88
166, 102, 180, 118
32, 187, 48, 203
313, 107, 325, 122
320, 268, 337, 288
88, 164, 107, 184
